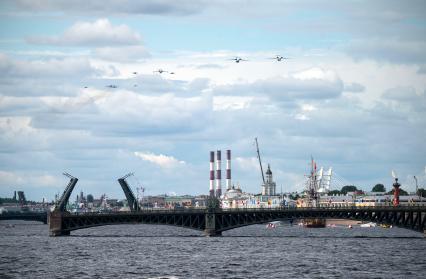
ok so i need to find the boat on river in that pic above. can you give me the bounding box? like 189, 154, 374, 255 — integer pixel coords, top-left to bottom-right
360, 222, 377, 228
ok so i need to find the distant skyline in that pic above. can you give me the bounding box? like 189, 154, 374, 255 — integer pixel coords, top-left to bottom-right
1, 1, 425, 201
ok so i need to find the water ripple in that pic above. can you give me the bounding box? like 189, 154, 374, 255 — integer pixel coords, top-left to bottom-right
0, 221, 425, 278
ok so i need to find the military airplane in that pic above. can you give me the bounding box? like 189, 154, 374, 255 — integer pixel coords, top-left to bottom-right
230, 57, 247, 63
270, 55, 290, 61
153, 69, 168, 74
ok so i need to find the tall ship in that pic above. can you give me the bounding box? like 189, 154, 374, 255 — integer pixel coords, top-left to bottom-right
300, 157, 327, 228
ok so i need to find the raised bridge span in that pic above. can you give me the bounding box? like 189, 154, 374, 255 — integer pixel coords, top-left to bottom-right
17, 173, 420, 236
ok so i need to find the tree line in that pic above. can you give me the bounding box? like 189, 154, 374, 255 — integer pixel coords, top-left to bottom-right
327, 184, 426, 197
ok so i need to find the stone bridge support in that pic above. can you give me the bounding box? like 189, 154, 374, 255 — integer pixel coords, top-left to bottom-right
204, 211, 221, 237
49, 211, 70, 236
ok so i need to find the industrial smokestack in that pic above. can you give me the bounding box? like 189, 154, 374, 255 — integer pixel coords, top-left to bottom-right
209, 151, 215, 197
226, 150, 231, 190
216, 150, 222, 197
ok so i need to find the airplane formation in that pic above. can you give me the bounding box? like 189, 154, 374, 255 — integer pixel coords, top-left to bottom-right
84, 54, 290, 89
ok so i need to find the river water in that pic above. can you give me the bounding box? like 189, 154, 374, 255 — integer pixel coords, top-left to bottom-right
0, 220, 425, 278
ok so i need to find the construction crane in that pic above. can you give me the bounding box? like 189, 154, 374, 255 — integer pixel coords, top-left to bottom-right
255, 137, 266, 184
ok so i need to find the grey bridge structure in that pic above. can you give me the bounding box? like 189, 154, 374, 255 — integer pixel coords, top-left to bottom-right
46, 173, 426, 236
0, 211, 47, 224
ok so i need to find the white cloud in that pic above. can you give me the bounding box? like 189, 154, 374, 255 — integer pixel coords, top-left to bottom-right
27, 18, 143, 47
344, 82, 365, 93
0, 53, 99, 79
213, 67, 343, 102
0, 171, 60, 188
0, 170, 25, 185
1, 2, 426, 200
301, 104, 316, 112
94, 46, 150, 62
294, 113, 309, 121
382, 86, 418, 101
344, 40, 426, 65
13, 0, 206, 16
292, 67, 338, 82
134, 151, 185, 168
235, 157, 260, 171
213, 96, 253, 111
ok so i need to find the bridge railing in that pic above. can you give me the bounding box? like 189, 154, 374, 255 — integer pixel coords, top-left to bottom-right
219, 205, 426, 212
67, 207, 207, 216
64, 204, 426, 216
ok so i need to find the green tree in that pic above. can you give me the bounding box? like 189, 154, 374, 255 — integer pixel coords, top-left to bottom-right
340, 185, 358, 195
328, 190, 341, 195
289, 193, 300, 200
417, 188, 426, 198
372, 184, 386, 192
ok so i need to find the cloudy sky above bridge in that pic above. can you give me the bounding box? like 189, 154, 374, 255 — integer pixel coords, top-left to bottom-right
0, 0, 425, 201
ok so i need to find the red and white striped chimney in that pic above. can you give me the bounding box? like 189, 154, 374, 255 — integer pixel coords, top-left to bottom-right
226, 150, 231, 190
209, 151, 215, 197
216, 150, 222, 198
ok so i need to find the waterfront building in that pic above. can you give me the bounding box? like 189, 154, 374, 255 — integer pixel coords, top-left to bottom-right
164, 195, 193, 208
314, 192, 426, 207
194, 195, 209, 207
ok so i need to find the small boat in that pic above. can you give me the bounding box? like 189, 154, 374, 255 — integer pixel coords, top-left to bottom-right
348, 225, 353, 229
360, 222, 376, 228
302, 218, 326, 228
266, 221, 281, 229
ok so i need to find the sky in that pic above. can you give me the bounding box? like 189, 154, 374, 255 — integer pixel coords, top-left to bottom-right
0, 0, 425, 201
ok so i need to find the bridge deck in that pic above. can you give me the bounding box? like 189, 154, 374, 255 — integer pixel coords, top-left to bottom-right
47, 206, 426, 236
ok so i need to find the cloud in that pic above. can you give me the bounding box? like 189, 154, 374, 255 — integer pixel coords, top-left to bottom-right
196, 64, 225, 69
344, 82, 365, 93
0, 116, 51, 153
94, 46, 150, 62
0, 170, 60, 187
29, 89, 213, 137
344, 40, 426, 65
294, 113, 309, 121
0, 54, 107, 97
134, 151, 185, 168
0, 53, 99, 79
301, 104, 316, 112
213, 96, 253, 111
1, 1, 426, 200
27, 18, 142, 47
235, 157, 260, 171
0, 170, 25, 185
381, 86, 426, 113
382, 86, 419, 101
213, 67, 343, 102
417, 65, 426, 74
13, 0, 207, 16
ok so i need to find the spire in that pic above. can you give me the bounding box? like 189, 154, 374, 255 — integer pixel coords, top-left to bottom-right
266, 164, 272, 175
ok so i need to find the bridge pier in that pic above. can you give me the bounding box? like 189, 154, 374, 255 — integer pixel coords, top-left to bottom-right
48, 211, 70, 236
204, 229, 222, 237
204, 211, 221, 237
